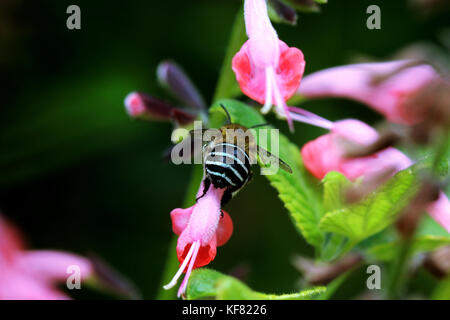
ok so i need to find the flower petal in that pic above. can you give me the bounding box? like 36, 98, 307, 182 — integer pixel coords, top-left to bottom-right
0, 216, 24, 263
232, 40, 305, 105
0, 272, 69, 300
124, 92, 196, 124
176, 234, 217, 269
216, 210, 233, 247
277, 43, 305, 101
232, 41, 266, 104
340, 148, 412, 181
301, 133, 339, 180
170, 206, 194, 235
245, 0, 280, 68
297, 60, 438, 124
426, 192, 450, 232
301, 119, 412, 181
157, 61, 206, 110
174, 183, 226, 269
19, 250, 93, 282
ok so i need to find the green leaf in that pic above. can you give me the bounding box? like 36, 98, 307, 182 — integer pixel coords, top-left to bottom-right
367, 235, 450, 261
417, 214, 450, 238
322, 172, 351, 212
320, 172, 352, 261
186, 269, 326, 300
363, 215, 450, 262
431, 276, 450, 300
314, 271, 350, 300
319, 165, 420, 248
209, 99, 324, 248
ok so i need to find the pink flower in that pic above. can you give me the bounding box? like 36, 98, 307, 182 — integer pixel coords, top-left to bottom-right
124, 91, 196, 125
163, 181, 233, 297
0, 217, 93, 300
124, 60, 206, 125
301, 119, 450, 232
297, 60, 439, 125
301, 119, 412, 181
232, 0, 307, 130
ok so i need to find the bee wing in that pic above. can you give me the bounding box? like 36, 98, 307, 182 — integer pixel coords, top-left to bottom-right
257, 146, 293, 173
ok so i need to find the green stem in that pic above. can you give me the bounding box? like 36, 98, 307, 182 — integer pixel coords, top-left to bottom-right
212, 5, 246, 103
386, 239, 413, 299
431, 129, 449, 175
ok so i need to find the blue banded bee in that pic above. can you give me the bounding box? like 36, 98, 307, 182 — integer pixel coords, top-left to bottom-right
182, 104, 292, 207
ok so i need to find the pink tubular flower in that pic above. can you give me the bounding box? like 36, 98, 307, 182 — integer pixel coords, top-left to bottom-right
124, 60, 207, 125
163, 181, 233, 298
232, 0, 316, 131
301, 119, 450, 232
124, 91, 196, 125
297, 60, 439, 125
0, 217, 93, 300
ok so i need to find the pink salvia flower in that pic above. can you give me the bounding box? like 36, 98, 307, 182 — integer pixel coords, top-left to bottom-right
232, 0, 310, 131
297, 60, 439, 125
301, 119, 450, 232
0, 217, 93, 299
124, 91, 196, 125
163, 181, 233, 298
301, 119, 413, 181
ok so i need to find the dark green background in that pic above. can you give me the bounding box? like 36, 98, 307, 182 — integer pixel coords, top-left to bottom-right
0, 0, 448, 298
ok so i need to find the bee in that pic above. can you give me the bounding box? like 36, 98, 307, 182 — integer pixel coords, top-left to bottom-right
176, 104, 292, 207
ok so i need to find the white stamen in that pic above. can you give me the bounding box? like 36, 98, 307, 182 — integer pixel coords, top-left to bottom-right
289, 112, 334, 130
271, 69, 286, 116
260, 67, 273, 114
163, 241, 197, 290
177, 240, 200, 298
261, 64, 332, 132
268, 66, 295, 131
288, 107, 334, 129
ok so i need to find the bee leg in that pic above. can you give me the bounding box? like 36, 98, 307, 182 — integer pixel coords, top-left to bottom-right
196, 178, 211, 202
247, 171, 253, 184
220, 187, 233, 207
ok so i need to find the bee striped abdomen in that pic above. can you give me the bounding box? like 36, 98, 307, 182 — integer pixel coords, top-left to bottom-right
204, 142, 250, 190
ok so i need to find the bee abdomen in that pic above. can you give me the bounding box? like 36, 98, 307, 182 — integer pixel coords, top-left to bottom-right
204, 143, 250, 189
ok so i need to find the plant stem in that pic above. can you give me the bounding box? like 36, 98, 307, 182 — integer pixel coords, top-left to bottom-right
386, 239, 413, 299
212, 6, 246, 103
386, 128, 449, 299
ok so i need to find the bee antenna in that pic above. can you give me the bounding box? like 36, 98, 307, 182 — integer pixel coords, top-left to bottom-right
219, 104, 232, 125
250, 122, 271, 129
